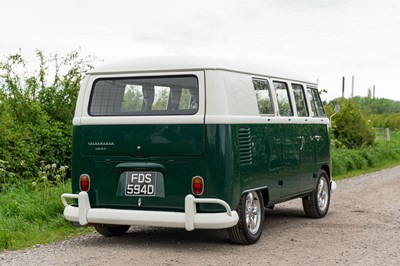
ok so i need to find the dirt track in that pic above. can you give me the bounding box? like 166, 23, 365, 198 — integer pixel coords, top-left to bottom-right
1, 167, 400, 265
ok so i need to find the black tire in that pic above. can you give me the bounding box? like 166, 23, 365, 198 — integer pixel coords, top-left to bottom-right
302, 170, 331, 218
227, 190, 265, 245
94, 224, 130, 237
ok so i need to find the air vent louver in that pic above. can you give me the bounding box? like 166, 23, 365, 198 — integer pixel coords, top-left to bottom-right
238, 128, 253, 165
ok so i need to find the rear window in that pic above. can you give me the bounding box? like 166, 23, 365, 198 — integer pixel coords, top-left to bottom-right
89, 75, 199, 116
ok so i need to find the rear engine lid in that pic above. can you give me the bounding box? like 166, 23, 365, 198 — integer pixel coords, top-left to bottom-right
80, 124, 205, 157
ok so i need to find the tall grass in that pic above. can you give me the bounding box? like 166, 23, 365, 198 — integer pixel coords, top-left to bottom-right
332, 130, 400, 179
0, 181, 92, 251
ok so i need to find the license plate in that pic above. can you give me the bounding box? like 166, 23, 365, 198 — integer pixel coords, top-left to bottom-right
125, 172, 156, 196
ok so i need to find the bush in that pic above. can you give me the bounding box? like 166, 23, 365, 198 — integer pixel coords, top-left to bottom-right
331, 151, 346, 176
329, 98, 375, 148
359, 149, 376, 167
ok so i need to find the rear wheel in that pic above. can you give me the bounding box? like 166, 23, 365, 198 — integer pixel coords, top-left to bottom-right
228, 190, 264, 245
94, 224, 130, 237
302, 170, 331, 218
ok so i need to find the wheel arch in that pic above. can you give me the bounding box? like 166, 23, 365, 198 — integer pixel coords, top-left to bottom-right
240, 186, 269, 208
320, 164, 330, 180
260, 188, 269, 208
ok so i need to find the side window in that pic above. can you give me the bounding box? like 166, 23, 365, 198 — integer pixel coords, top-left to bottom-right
292, 84, 309, 117
273, 81, 293, 116
252, 79, 274, 115
307, 87, 326, 117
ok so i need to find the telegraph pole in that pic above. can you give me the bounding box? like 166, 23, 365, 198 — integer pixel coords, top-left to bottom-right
351, 75, 354, 98
342, 76, 345, 98
373, 85, 376, 99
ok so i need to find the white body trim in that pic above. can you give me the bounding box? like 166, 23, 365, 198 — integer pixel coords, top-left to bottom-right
61, 192, 239, 231
205, 115, 330, 125
74, 115, 330, 126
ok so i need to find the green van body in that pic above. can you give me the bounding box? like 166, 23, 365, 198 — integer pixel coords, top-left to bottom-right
62, 57, 334, 244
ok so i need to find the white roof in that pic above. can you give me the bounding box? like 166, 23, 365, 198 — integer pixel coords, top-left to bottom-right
89, 56, 316, 84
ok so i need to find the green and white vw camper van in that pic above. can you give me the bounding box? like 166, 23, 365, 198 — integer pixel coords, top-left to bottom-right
61, 56, 336, 244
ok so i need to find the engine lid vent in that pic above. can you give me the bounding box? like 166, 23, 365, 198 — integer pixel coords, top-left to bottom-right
238, 128, 253, 165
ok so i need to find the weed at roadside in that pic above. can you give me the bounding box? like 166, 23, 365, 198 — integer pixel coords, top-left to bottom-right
0, 181, 93, 251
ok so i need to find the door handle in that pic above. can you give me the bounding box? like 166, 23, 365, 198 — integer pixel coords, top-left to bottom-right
297, 136, 305, 150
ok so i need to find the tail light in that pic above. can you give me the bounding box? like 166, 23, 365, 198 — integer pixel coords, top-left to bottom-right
192, 176, 204, 196
80, 174, 90, 192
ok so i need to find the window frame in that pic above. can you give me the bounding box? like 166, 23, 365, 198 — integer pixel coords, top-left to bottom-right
291, 83, 309, 117
88, 75, 199, 117
273, 80, 294, 117
306, 87, 326, 117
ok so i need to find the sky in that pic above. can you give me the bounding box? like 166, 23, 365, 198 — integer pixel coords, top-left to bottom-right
1, 0, 400, 102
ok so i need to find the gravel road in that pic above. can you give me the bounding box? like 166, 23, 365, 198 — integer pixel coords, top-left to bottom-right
1, 167, 399, 266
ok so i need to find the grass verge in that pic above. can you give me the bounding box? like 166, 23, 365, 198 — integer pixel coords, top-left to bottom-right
0, 181, 93, 252
332, 138, 400, 180
333, 160, 400, 181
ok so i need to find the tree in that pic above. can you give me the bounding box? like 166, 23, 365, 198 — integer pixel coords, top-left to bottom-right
0, 49, 95, 123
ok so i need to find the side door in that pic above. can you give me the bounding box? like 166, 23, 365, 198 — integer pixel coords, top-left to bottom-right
292, 83, 315, 192
307, 87, 330, 170
273, 81, 299, 197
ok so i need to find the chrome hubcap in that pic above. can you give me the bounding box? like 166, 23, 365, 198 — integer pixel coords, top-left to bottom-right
317, 178, 329, 212
245, 192, 261, 234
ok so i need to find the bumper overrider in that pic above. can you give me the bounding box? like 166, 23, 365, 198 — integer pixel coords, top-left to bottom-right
331, 180, 337, 192
61, 192, 239, 231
